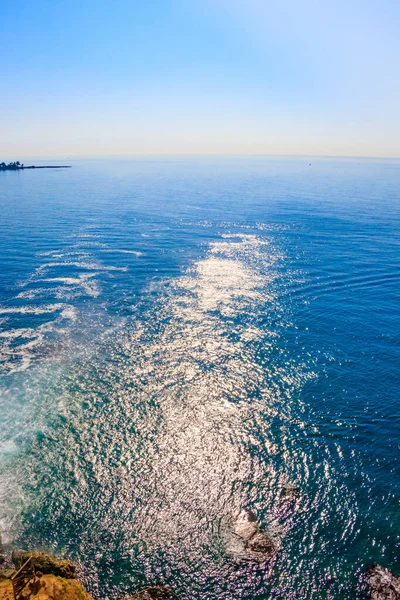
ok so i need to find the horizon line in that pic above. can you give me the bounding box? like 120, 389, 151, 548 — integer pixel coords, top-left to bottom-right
2, 152, 400, 161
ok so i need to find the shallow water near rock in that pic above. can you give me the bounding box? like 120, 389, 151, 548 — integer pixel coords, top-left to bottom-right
0, 156, 399, 599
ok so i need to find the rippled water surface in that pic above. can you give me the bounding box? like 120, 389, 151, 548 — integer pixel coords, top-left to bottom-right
0, 157, 399, 599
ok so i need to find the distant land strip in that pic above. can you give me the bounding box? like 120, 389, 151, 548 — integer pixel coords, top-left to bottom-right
0, 161, 71, 171
21, 165, 71, 169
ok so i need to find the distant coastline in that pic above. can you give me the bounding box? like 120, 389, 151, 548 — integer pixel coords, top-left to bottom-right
0, 161, 71, 171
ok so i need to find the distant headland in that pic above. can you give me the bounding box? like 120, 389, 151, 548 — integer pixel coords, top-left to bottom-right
0, 161, 71, 171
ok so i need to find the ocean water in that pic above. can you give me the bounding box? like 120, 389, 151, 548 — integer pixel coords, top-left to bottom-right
0, 156, 399, 599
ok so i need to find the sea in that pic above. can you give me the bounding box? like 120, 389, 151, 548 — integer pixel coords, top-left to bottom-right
0, 156, 399, 599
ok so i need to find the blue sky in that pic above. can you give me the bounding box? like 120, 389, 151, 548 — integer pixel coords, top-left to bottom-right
1, 0, 400, 157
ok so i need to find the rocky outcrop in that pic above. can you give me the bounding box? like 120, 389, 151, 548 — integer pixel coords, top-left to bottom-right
364, 564, 400, 599
228, 508, 277, 562
0, 548, 91, 600
0, 574, 93, 600
11, 551, 75, 578
223, 484, 301, 564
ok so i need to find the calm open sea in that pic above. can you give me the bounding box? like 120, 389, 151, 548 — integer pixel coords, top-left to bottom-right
0, 156, 399, 599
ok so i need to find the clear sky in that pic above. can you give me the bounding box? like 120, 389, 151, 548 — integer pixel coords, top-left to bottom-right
1, 0, 400, 158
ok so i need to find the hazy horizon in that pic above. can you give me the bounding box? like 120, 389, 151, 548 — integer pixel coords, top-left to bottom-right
2, 0, 400, 158
3, 153, 400, 162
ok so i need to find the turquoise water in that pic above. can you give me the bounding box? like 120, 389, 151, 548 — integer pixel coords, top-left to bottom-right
0, 157, 399, 599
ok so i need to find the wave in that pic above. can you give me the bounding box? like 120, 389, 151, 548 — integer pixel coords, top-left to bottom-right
0, 304, 65, 315
35, 261, 127, 273
0, 237, 128, 374
0, 303, 78, 375
100, 249, 143, 256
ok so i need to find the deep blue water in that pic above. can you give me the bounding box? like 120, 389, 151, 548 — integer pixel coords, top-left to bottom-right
0, 156, 399, 599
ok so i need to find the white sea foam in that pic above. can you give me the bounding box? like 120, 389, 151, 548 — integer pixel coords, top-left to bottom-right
60, 306, 78, 321
0, 304, 65, 315
42, 274, 101, 298
0, 304, 77, 375
72, 241, 108, 248
37, 249, 93, 260
0, 328, 35, 340
0, 329, 45, 374
43, 274, 97, 284
35, 261, 127, 273
16, 289, 44, 299
101, 249, 143, 257
0, 439, 18, 457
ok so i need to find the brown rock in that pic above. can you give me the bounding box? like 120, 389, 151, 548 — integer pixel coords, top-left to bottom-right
0, 570, 15, 581
364, 564, 400, 599
247, 531, 276, 555
0, 574, 93, 600
230, 508, 277, 562
233, 509, 259, 541
12, 551, 75, 578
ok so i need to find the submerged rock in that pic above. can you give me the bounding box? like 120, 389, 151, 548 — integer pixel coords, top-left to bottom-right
273, 484, 300, 522
12, 550, 75, 578
364, 564, 400, 599
228, 508, 277, 562
279, 484, 300, 505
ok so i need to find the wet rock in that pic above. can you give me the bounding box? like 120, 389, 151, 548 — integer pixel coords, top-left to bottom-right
259, 483, 301, 543
229, 508, 277, 562
275, 484, 300, 520
364, 564, 400, 599
12, 550, 75, 578
234, 508, 259, 541
247, 531, 276, 554
279, 484, 300, 504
